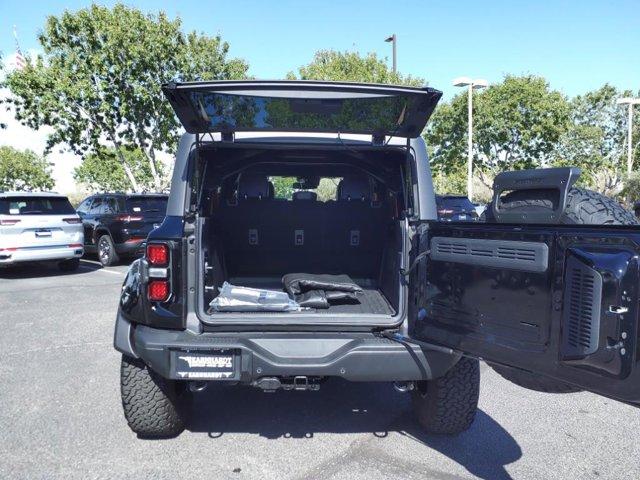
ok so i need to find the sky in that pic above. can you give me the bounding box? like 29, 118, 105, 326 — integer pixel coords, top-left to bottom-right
0, 0, 639, 192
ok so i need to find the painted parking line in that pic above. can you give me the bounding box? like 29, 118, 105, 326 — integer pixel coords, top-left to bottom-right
79, 260, 125, 275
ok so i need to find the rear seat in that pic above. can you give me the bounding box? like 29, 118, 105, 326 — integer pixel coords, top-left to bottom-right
216, 173, 388, 277
326, 176, 386, 276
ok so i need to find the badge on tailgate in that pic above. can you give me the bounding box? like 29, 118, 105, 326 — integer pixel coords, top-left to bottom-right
171, 350, 237, 380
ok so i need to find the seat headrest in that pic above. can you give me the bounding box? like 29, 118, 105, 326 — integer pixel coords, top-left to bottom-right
267, 181, 275, 199
292, 191, 317, 201
337, 176, 370, 201
238, 174, 270, 200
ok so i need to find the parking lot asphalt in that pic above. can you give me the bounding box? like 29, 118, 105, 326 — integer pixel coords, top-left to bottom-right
1, 259, 639, 480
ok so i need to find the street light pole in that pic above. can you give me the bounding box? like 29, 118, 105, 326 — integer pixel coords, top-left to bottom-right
385, 34, 396, 73
453, 77, 488, 201
467, 83, 473, 200
617, 97, 640, 174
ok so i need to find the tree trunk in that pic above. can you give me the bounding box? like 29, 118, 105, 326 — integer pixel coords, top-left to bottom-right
145, 144, 162, 192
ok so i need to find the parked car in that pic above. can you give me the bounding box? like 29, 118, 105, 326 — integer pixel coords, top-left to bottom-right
435, 195, 479, 221
76, 193, 168, 266
0, 192, 83, 271
114, 80, 640, 438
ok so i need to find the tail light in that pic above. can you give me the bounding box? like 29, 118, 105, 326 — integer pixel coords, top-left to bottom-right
63, 217, 82, 224
148, 280, 170, 302
116, 215, 143, 222
0, 219, 21, 226
146, 243, 169, 266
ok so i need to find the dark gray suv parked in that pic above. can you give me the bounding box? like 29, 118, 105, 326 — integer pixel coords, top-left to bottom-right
77, 193, 167, 266
114, 80, 640, 438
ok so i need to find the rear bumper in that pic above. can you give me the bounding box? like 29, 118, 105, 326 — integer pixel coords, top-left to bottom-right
114, 312, 460, 383
0, 245, 83, 264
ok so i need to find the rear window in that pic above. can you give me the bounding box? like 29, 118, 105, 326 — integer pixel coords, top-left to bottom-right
0, 196, 76, 215
437, 196, 475, 210
269, 177, 342, 201
125, 196, 168, 214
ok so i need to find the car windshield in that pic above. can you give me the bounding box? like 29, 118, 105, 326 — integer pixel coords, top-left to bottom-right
125, 196, 168, 214
438, 196, 475, 210
0, 196, 76, 215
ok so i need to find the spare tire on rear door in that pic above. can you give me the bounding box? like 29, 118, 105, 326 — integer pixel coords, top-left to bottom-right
486, 187, 637, 393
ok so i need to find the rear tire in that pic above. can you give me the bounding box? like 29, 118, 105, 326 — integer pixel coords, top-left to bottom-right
97, 234, 119, 266
486, 187, 638, 225
412, 357, 480, 435
485, 187, 637, 393
58, 258, 80, 272
120, 355, 187, 438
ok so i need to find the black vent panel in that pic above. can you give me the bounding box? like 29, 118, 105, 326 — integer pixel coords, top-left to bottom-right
430, 237, 549, 272
561, 255, 602, 358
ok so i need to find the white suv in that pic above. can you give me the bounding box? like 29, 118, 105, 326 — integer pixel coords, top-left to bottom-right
0, 192, 84, 271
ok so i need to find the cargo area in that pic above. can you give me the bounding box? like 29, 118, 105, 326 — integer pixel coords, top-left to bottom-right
194, 143, 409, 325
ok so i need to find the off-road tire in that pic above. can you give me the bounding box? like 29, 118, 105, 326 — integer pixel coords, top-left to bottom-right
58, 258, 80, 272
485, 187, 638, 225
412, 356, 480, 435
485, 187, 637, 393
97, 234, 119, 267
120, 355, 186, 438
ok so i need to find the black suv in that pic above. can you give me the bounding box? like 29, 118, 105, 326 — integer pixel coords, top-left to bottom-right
435, 194, 479, 221
77, 193, 167, 266
114, 81, 640, 438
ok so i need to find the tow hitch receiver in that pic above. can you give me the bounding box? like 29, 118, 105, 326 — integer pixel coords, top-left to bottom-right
252, 376, 321, 392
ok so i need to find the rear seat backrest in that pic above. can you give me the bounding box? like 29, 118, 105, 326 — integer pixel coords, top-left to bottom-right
216, 173, 388, 277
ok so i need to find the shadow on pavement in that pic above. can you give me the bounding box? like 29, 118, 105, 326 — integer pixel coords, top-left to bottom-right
187, 378, 521, 480
0, 261, 95, 279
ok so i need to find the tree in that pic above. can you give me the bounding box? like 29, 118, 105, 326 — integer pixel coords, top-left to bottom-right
5, 4, 248, 192
426, 75, 571, 189
551, 85, 640, 195
73, 148, 158, 192
0, 146, 55, 191
287, 50, 424, 87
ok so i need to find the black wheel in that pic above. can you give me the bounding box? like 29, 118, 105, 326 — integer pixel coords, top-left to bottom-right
412, 356, 480, 435
58, 258, 80, 272
120, 355, 187, 438
97, 234, 119, 266
485, 187, 637, 392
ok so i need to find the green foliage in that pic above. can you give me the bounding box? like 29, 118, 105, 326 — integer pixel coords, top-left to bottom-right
270, 177, 296, 199
426, 75, 571, 194
5, 3, 248, 192
0, 146, 55, 191
74, 148, 160, 192
288, 50, 424, 87
315, 178, 340, 202
551, 84, 639, 195
620, 172, 640, 203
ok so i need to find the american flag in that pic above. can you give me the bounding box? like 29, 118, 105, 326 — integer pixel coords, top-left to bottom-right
13, 25, 26, 70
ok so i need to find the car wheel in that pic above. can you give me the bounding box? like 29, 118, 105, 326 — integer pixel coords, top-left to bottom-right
412, 356, 480, 435
58, 258, 80, 272
120, 355, 188, 438
97, 234, 119, 266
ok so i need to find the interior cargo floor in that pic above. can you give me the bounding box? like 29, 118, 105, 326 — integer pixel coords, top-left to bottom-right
228, 276, 395, 315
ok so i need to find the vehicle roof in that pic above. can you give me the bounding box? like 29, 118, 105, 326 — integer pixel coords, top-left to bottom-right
87, 193, 168, 198
0, 191, 67, 198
